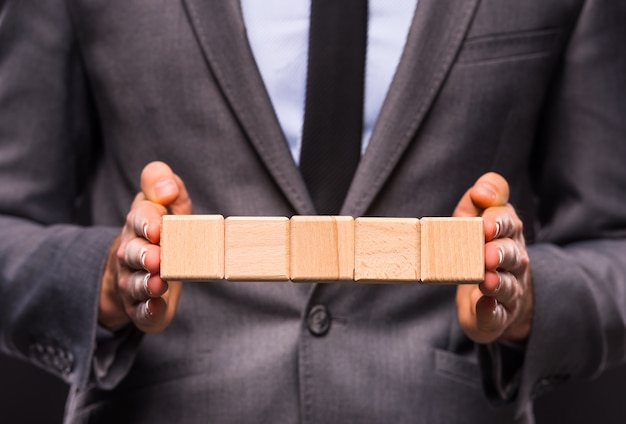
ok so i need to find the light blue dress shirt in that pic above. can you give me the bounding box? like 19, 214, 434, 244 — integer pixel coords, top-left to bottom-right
240, 0, 418, 164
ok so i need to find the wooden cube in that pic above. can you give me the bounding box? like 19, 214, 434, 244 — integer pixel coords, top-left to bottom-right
224, 216, 290, 281
290, 216, 354, 281
420, 217, 484, 284
160, 214, 224, 280
354, 217, 420, 283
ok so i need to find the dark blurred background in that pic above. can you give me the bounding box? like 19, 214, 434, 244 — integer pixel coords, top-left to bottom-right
2, 353, 626, 423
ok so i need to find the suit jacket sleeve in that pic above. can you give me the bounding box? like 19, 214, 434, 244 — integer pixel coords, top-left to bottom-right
0, 0, 132, 388
480, 0, 626, 414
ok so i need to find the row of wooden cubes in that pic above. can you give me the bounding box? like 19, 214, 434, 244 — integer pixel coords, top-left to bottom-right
160, 215, 484, 284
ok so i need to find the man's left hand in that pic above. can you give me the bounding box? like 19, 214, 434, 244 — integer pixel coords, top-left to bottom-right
454, 172, 533, 344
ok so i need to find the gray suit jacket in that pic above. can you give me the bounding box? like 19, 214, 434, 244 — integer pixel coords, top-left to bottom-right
1, 0, 625, 423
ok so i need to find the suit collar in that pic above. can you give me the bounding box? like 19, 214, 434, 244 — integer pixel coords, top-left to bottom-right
342, 0, 481, 217
182, 0, 316, 215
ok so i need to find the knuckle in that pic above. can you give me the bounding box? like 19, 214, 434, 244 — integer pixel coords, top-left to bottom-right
505, 213, 516, 234
116, 244, 126, 262
117, 271, 130, 293
123, 241, 134, 265
520, 251, 530, 267
125, 210, 134, 228
514, 215, 523, 230
129, 271, 148, 300
124, 303, 137, 320
117, 277, 127, 293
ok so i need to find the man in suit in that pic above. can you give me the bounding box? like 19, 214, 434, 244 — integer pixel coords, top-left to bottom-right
0, 0, 624, 423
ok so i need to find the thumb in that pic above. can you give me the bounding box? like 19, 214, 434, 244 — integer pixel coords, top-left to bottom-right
453, 172, 509, 217
140, 161, 192, 215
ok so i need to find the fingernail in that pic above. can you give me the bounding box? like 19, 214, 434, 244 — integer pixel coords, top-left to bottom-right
494, 272, 502, 294
498, 249, 504, 266
143, 223, 150, 241
476, 183, 497, 201
140, 247, 148, 270
143, 273, 152, 296
154, 178, 176, 198
494, 303, 505, 324
144, 301, 153, 318
494, 220, 502, 239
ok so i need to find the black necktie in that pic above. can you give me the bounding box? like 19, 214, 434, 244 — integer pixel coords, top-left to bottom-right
300, 0, 368, 215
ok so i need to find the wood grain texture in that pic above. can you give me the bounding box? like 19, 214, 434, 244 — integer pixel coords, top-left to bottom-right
160, 214, 224, 280
160, 215, 485, 284
354, 217, 420, 283
420, 217, 484, 284
290, 216, 354, 281
224, 216, 290, 281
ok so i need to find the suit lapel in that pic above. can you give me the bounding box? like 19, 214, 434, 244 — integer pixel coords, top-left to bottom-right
182, 0, 315, 215
342, 0, 481, 217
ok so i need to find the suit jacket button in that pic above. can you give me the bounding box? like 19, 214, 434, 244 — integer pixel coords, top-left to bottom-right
308, 305, 331, 336
53, 349, 74, 375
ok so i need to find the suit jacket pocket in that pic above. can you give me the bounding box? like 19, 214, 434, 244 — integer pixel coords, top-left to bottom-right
434, 349, 481, 388
457, 28, 560, 64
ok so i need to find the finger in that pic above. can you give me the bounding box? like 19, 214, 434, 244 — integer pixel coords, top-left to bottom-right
480, 270, 501, 294
481, 205, 523, 242
135, 284, 184, 333
453, 187, 480, 218
129, 199, 168, 244
124, 271, 170, 302
453, 172, 510, 217
132, 298, 167, 333
470, 172, 509, 209
457, 285, 508, 344
480, 271, 522, 307
140, 161, 193, 215
118, 237, 161, 273
501, 276, 534, 342
126, 271, 152, 302
485, 238, 527, 273
474, 296, 508, 343
145, 274, 169, 298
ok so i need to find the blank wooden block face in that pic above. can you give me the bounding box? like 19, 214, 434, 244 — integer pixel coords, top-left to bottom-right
290, 216, 354, 281
224, 217, 290, 281
354, 218, 420, 282
160, 214, 224, 280
421, 217, 484, 284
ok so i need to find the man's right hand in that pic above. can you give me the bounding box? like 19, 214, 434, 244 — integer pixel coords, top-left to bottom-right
98, 161, 192, 333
